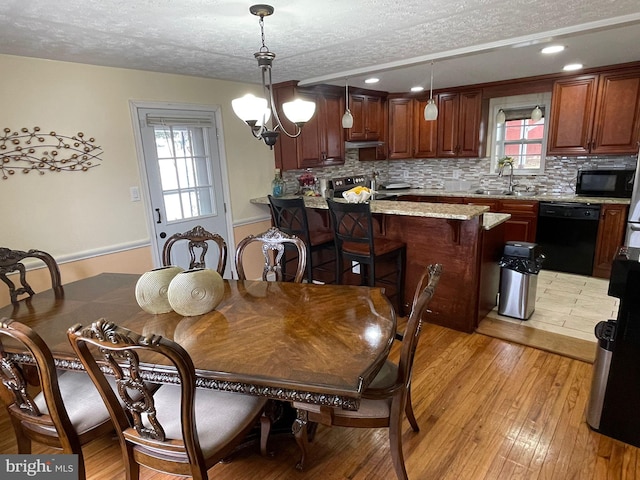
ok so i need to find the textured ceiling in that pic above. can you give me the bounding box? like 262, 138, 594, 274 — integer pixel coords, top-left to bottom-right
1, 0, 639, 92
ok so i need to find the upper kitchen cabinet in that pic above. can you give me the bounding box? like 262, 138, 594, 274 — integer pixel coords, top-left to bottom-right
273, 81, 345, 171
346, 93, 384, 141
547, 69, 640, 155
437, 90, 483, 157
387, 97, 438, 159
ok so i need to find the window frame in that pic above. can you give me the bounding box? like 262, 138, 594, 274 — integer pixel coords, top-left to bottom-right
487, 93, 551, 175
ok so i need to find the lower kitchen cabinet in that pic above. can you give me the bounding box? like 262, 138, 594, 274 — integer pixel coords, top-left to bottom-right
593, 203, 629, 278
499, 199, 539, 243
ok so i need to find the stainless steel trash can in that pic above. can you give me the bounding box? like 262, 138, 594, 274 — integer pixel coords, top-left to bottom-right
497, 241, 544, 320
498, 269, 538, 319
586, 319, 616, 430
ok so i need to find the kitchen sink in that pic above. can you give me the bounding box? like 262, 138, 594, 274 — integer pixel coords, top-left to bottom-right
512, 190, 539, 197
473, 189, 513, 196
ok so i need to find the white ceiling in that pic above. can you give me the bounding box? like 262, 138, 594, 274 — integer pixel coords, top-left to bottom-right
1, 0, 640, 93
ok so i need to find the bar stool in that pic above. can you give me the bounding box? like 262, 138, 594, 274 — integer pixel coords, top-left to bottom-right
268, 195, 336, 283
326, 198, 406, 315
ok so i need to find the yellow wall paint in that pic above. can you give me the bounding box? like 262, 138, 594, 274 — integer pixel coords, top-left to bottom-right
0, 54, 274, 262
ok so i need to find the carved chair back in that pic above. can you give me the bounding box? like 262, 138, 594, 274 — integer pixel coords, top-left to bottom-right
0, 248, 62, 304
235, 227, 307, 283
161, 225, 227, 275
0, 319, 95, 479
326, 199, 376, 258
68, 319, 207, 477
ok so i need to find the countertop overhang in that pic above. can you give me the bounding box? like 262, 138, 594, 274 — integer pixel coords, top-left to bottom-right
250, 196, 489, 221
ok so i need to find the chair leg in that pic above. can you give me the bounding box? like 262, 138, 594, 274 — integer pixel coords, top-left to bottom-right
396, 248, 406, 316
405, 385, 419, 432
9, 416, 31, 453
292, 409, 309, 471
259, 401, 275, 457
389, 401, 409, 480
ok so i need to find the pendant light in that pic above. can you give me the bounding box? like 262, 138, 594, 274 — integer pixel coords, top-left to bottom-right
531, 105, 543, 122
342, 78, 354, 128
424, 61, 438, 121
496, 109, 506, 125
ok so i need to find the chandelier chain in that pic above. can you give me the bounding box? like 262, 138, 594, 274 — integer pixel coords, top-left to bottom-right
259, 16, 269, 53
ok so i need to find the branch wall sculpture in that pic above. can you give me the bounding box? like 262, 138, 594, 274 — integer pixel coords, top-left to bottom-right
0, 126, 103, 180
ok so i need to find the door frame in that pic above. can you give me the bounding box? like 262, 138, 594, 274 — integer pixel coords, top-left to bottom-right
129, 100, 236, 274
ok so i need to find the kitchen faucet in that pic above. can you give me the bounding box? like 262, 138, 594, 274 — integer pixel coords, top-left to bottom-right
498, 159, 515, 193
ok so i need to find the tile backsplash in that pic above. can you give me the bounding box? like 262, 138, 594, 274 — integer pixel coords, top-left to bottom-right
281, 150, 638, 195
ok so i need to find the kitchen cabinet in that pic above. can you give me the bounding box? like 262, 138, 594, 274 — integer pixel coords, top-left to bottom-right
498, 199, 539, 243
273, 82, 345, 171
547, 69, 640, 155
387, 98, 413, 159
465, 197, 500, 212
387, 97, 438, 159
437, 90, 483, 158
593, 203, 629, 278
346, 94, 383, 141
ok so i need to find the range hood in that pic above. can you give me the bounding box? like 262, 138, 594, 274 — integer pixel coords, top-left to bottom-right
345, 140, 385, 149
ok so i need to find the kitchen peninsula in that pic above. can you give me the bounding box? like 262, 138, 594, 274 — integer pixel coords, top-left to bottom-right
251, 196, 510, 333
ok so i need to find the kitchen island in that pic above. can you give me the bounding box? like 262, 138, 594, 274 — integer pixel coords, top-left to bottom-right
251, 196, 510, 333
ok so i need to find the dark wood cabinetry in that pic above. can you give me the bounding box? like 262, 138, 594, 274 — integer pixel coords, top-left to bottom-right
437, 90, 483, 158
498, 199, 539, 243
273, 82, 345, 171
414, 99, 438, 158
593, 203, 629, 278
547, 69, 640, 155
346, 94, 383, 141
387, 98, 413, 159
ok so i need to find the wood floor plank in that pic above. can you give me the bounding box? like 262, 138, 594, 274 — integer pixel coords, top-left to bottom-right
1, 323, 639, 479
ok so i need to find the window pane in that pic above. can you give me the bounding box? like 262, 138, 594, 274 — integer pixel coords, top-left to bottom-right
158, 159, 179, 190
163, 192, 183, 222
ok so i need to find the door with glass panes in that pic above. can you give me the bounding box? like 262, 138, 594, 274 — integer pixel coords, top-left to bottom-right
136, 107, 230, 275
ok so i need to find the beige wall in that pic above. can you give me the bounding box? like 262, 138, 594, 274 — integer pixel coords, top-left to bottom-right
0, 54, 275, 287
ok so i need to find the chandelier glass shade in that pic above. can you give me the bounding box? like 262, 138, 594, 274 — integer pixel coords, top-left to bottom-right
342, 79, 354, 128
232, 5, 316, 148
531, 105, 543, 122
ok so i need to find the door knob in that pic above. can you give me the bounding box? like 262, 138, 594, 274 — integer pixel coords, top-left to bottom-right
159, 232, 167, 239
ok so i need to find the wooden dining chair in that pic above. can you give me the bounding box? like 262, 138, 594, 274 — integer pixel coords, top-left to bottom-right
0, 318, 116, 480
235, 226, 307, 283
292, 263, 443, 480
67, 319, 268, 480
326, 198, 406, 315
161, 225, 227, 275
0, 247, 63, 304
268, 195, 335, 283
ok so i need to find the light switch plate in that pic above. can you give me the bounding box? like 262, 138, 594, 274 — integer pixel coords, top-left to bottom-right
130, 186, 140, 202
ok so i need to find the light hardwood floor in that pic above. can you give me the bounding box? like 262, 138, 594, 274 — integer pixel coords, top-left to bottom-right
2, 322, 639, 479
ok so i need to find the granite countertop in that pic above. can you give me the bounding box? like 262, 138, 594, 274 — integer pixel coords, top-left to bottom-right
379, 187, 631, 204
483, 213, 511, 230
250, 196, 489, 221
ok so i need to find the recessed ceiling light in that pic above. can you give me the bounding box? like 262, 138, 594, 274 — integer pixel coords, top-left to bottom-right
364, 77, 379, 84
410, 86, 424, 92
563, 63, 583, 71
541, 45, 565, 54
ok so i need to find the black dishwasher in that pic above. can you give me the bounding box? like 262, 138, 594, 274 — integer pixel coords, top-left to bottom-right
535, 202, 601, 276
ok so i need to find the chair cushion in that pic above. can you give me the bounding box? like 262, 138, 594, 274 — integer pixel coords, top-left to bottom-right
145, 385, 267, 459
342, 238, 404, 257
310, 230, 334, 248
34, 371, 114, 435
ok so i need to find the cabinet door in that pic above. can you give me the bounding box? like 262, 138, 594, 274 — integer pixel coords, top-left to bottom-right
388, 98, 413, 159
465, 197, 500, 212
499, 199, 539, 243
593, 203, 628, 278
436, 92, 459, 157
592, 70, 640, 155
414, 99, 438, 158
364, 96, 383, 140
322, 93, 345, 165
457, 90, 482, 157
347, 94, 367, 141
296, 90, 325, 168
547, 75, 598, 155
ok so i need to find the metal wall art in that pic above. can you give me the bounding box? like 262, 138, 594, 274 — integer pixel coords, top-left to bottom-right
0, 126, 103, 180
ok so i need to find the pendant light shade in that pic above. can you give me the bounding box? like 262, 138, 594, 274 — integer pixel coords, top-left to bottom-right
424, 99, 438, 121
531, 105, 543, 121
342, 79, 354, 128
424, 61, 438, 121
496, 108, 506, 125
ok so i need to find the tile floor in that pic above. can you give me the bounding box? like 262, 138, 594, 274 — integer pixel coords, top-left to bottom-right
489, 269, 619, 343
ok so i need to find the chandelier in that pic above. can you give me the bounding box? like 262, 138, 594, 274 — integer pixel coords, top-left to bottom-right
232, 4, 316, 149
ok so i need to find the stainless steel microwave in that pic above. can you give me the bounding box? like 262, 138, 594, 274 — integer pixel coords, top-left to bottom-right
576, 169, 635, 198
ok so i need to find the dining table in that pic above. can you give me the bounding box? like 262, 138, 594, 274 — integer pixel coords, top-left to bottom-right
0, 272, 397, 411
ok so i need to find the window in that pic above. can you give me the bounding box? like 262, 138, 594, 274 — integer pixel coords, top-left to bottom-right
488, 93, 551, 175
